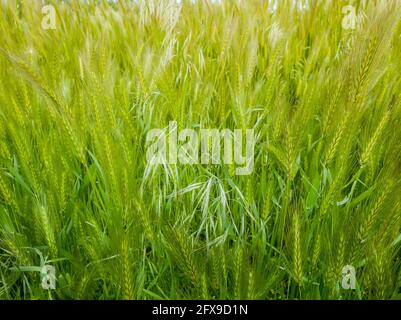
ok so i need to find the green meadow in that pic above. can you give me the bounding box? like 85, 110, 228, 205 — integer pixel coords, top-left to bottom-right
0, 0, 401, 300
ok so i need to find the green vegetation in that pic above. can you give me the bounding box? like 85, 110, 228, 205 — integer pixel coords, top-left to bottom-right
0, 0, 401, 300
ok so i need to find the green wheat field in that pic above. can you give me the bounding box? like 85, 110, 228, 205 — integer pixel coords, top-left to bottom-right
0, 0, 401, 300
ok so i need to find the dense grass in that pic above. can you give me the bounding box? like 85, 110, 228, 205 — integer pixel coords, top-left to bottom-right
0, 0, 401, 300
